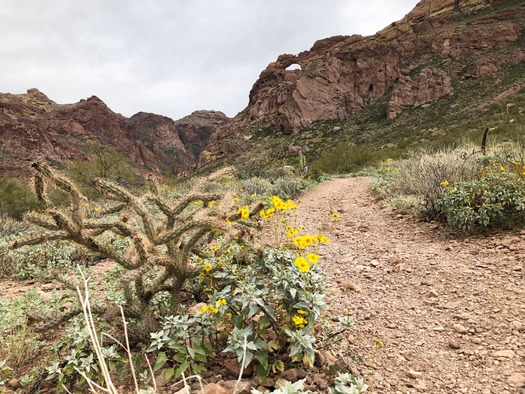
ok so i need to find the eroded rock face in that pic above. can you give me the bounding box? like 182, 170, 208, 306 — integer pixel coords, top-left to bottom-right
387, 68, 453, 120
199, 0, 525, 166
0, 89, 228, 177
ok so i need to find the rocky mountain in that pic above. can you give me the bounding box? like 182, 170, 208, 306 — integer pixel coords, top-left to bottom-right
199, 0, 525, 167
0, 89, 229, 177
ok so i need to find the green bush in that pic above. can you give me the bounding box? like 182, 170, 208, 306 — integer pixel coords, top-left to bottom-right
437, 164, 525, 231
373, 142, 525, 231
0, 177, 39, 219
270, 177, 312, 200
372, 147, 480, 219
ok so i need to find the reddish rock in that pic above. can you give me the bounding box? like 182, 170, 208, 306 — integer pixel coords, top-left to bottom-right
0, 89, 229, 178
199, 0, 525, 166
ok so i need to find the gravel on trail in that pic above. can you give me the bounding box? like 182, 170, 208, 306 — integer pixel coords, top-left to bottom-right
298, 177, 525, 394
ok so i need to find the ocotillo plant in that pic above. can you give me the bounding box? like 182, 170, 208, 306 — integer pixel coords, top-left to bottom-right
12, 163, 263, 332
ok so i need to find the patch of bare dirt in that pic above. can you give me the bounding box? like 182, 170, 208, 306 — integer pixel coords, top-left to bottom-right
298, 177, 525, 394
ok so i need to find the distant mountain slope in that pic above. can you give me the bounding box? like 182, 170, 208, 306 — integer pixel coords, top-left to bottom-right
0, 89, 229, 177
199, 0, 525, 169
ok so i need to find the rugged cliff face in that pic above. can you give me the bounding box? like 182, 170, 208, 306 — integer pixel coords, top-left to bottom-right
199, 0, 525, 166
0, 89, 229, 177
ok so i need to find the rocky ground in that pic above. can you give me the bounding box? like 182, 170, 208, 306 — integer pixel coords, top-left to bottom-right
297, 177, 525, 394
2, 176, 525, 393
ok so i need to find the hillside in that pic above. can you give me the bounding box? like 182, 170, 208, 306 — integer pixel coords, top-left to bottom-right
198, 0, 525, 173
0, 89, 229, 177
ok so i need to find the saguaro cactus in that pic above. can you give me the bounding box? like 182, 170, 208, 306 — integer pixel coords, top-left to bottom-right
13, 163, 263, 331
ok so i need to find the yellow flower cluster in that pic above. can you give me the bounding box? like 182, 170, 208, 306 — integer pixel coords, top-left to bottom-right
294, 256, 310, 272
238, 206, 250, 219
293, 314, 308, 329
292, 235, 315, 249
314, 235, 330, 245
259, 207, 275, 220
330, 212, 340, 222
306, 253, 319, 264
270, 196, 300, 211
286, 225, 303, 238
216, 299, 227, 306
198, 304, 219, 315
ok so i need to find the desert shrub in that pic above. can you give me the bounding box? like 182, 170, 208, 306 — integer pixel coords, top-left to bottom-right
68, 141, 139, 198
269, 177, 312, 200
9, 165, 352, 391
240, 177, 273, 196
148, 197, 349, 381
311, 144, 402, 175
372, 147, 480, 219
373, 142, 525, 231
437, 162, 525, 231
0, 177, 39, 219
0, 240, 84, 280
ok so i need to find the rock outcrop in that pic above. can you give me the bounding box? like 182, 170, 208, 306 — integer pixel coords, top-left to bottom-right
387, 67, 453, 119
199, 0, 525, 166
0, 89, 229, 177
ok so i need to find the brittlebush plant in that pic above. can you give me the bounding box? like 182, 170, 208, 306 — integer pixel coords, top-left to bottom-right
437, 161, 525, 231
148, 195, 349, 380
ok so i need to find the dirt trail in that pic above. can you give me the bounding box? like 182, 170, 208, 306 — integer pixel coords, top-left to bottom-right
298, 177, 525, 394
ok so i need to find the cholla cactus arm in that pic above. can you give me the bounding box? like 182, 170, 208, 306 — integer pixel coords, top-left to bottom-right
94, 178, 156, 240
180, 226, 213, 274
99, 202, 128, 215
171, 193, 221, 217
33, 308, 84, 333
154, 221, 212, 246
83, 219, 134, 237
32, 163, 84, 227
12, 231, 71, 248
34, 173, 48, 207
23, 211, 59, 231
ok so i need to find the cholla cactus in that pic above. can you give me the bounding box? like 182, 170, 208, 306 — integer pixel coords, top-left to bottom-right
13, 163, 263, 331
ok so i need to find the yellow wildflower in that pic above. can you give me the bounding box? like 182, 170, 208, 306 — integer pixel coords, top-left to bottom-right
216, 299, 227, 306
259, 208, 275, 220
204, 263, 213, 272
286, 227, 301, 238
238, 206, 250, 219
375, 338, 384, 349
293, 236, 312, 249
306, 253, 319, 264
208, 200, 215, 207
297, 309, 308, 315
293, 315, 308, 329
294, 256, 310, 273
449, 189, 455, 194
198, 305, 208, 315
314, 234, 330, 245
441, 180, 449, 186
331, 212, 340, 222
225, 218, 231, 226
207, 306, 219, 314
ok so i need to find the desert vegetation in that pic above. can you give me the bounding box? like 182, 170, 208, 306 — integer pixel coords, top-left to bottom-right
0, 163, 368, 393
371, 141, 525, 232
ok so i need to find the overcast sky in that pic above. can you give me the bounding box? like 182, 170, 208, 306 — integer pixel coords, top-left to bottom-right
1, 1, 419, 120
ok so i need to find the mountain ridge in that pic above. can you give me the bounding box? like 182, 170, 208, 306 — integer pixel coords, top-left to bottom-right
0, 88, 229, 177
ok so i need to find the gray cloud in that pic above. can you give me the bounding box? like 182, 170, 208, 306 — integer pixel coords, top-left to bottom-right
0, 0, 418, 119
